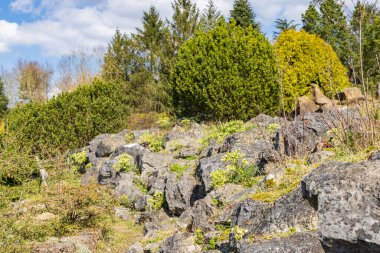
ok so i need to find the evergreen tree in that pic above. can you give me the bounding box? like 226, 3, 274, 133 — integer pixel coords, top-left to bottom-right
102, 29, 140, 82
134, 6, 168, 80
230, 0, 260, 29
200, 0, 221, 31
170, 0, 199, 50
0, 78, 8, 117
273, 18, 298, 38
302, 3, 321, 34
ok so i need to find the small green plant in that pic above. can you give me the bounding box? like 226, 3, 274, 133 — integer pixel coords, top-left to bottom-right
206, 236, 218, 250
170, 163, 189, 178
124, 132, 135, 143
212, 197, 224, 207
121, 195, 133, 209
181, 118, 191, 128
138, 132, 165, 152
156, 113, 172, 129
231, 226, 248, 241
69, 150, 88, 172
195, 229, 204, 245
113, 154, 138, 173
148, 191, 165, 211
201, 121, 248, 145
133, 178, 148, 194
267, 123, 280, 134
210, 150, 260, 189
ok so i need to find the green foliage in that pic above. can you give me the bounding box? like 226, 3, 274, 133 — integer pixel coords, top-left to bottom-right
113, 154, 138, 174
0, 78, 8, 118
69, 151, 88, 173
267, 123, 280, 134
231, 225, 248, 241
201, 120, 249, 145
273, 18, 298, 39
210, 150, 260, 189
138, 132, 165, 152
156, 113, 172, 129
7, 79, 129, 155
230, 0, 260, 29
170, 163, 189, 178
274, 30, 350, 112
195, 229, 204, 245
172, 18, 279, 120
121, 194, 133, 209
124, 132, 135, 143
200, 0, 221, 31
148, 191, 165, 211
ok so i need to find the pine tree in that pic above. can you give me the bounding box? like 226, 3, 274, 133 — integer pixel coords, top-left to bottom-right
134, 6, 168, 80
170, 0, 199, 50
230, 0, 260, 29
0, 78, 8, 117
302, 3, 321, 34
200, 0, 221, 31
273, 18, 298, 39
102, 29, 140, 82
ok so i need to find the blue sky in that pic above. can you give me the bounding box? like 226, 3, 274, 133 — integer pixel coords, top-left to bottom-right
0, 0, 317, 72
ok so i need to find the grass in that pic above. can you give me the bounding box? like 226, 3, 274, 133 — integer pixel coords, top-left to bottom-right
250, 164, 312, 203
246, 227, 297, 242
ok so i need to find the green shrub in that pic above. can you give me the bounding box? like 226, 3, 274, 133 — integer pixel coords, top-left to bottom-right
274, 30, 350, 112
171, 18, 279, 120
195, 229, 204, 245
138, 132, 165, 152
113, 154, 138, 174
156, 113, 172, 129
202, 120, 248, 145
69, 150, 88, 173
210, 150, 260, 189
148, 191, 165, 211
6, 79, 130, 155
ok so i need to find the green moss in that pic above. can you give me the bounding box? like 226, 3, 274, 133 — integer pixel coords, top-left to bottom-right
267, 123, 280, 134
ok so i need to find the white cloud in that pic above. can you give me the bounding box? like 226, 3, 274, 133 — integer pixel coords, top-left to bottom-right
1, 0, 375, 57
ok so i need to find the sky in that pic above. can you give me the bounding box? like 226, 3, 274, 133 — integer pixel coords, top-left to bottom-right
0, 0, 324, 72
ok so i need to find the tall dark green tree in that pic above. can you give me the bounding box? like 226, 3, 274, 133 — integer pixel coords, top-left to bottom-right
302, 0, 352, 67
134, 6, 168, 80
170, 0, 199, 50
200, 0, 221, 31
302, 3, 321, 34
102, 29, 140, 82
273, 18, 298, 38
0, 78, 8, 118
230, 0, 260, 29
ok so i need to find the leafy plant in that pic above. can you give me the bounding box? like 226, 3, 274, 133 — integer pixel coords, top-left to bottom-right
170, 163, 189, 178
202, 120, 248, 145
69, 150, 88, 173
231, 225, 248, 241
138, 132, 165, 152
156, 113, 172, 129
113, 154, 138, 174
195, 229, 204, 245
148, 191, 165, 211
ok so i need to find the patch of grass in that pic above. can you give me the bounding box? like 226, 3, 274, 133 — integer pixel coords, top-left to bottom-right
250, 165, 312, 203
138, 132, 165, 152
201, 120, 251, 146
170, 163, 189, 178
247, 227, 297, 242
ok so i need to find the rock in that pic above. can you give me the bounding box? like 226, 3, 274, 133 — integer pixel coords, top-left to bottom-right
189, 199, 215, 232
312, 84, 333, 109
275, 112, 337, 157
368, 151, 380, 160
198, 154, 226, 192
126, 242, 144, 253
231, 188, 317, 237
165, 167, 198, 216
89, 133, 126, 159
165, 124, 204, 158
114, 207, 132, 220
261, 167, 286, 186
39, 169, 49, 186
237, 232, 324, 253
301, 160, 380, 252
159, 232, 202, 253
211, 183, 245, 204
98, 158, 119, 185
338, 87, 363, 102
115, 173, 148, 211
298, 96, 320, 114
33, 241, 76, 253
307, 150, 335, 164
140, 152, 173, 192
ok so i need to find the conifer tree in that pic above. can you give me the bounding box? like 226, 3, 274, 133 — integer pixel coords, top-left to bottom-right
302, 4, 321, 34
230, 0, 260, 29
135, 6, 168, 79
273, 18, 298, 38
170, 0, 199, 50
200, 0, 221, 31
0, 78, 8, 117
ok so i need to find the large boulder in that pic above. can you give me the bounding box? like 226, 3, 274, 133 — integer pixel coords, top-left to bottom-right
231, 188, 317, 237
159, 232, 202, 253
237, 232, 324, 253
301, 161, 380, 252
338, 87, 363, 103
312, 84, 333, 110
298, 96, 320, 114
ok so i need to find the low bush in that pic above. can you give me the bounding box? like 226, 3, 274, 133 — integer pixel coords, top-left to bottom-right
6, 79, 130, 155
138, 132, 165, 152
202, 121, 251, 146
